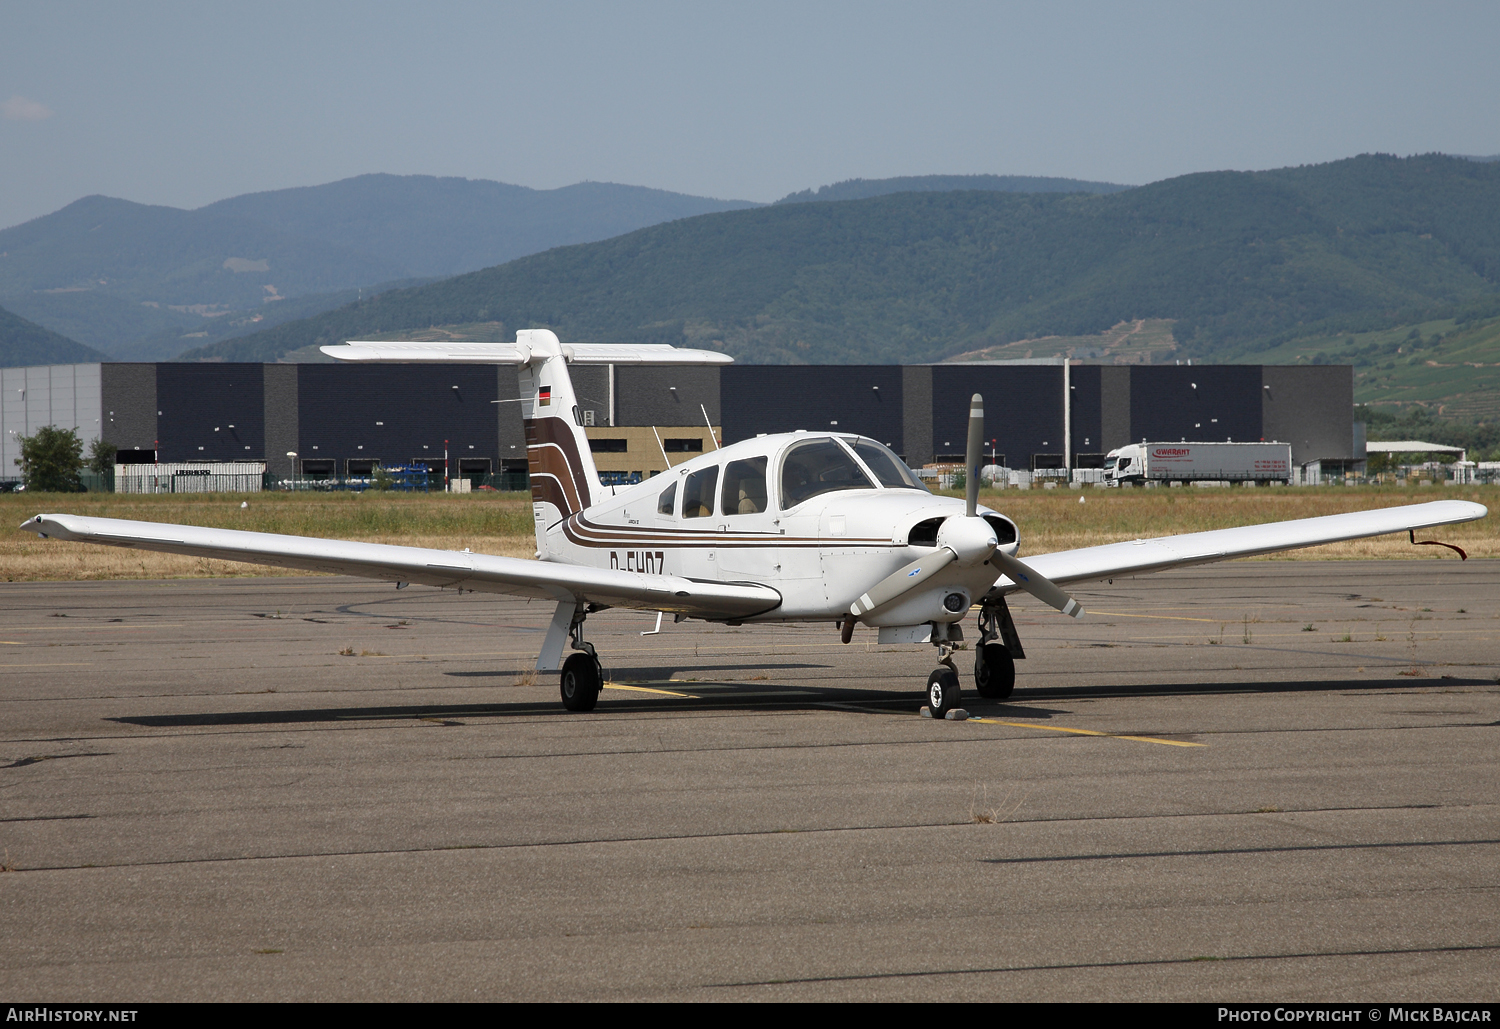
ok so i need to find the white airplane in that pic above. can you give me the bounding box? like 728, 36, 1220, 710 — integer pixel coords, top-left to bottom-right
22, 330, 1487, 717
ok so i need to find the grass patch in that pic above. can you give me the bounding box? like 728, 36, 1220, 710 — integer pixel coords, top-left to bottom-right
2, 484, 1494, 582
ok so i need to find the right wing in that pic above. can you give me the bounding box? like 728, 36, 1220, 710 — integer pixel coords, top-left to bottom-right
22, 514, 781, 621
1002, 499, 1486, 594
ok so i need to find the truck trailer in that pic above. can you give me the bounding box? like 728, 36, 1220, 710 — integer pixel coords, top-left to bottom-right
1103, 441, 1292, 486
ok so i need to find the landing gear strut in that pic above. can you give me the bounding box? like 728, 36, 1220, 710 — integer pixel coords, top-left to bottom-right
559, 611, 602, 712
973, 600, 1024, 700
925, 622, 964, 718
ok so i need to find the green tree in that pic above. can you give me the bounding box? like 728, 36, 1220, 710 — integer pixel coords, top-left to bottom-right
87, 437, 117, 475
15, 425, 85, 492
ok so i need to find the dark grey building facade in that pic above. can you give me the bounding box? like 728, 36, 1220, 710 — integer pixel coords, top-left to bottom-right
94, 360, 1357, 477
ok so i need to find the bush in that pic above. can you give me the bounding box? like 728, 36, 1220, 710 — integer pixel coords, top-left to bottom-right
87, 437, 117, 475
15, 425, 86, 493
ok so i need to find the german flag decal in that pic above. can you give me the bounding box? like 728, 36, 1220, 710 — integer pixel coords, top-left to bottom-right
538, 385, 551, 406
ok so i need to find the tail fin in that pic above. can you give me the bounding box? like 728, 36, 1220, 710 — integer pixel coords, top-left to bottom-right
518, 330, 603, 556
320, 329, 732, 561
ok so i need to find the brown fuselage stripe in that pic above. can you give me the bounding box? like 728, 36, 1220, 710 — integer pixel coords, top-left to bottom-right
561, 512, 893, 550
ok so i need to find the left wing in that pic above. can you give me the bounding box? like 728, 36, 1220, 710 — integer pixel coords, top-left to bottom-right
21, 514, 781, 621
992, 499, 1486, 597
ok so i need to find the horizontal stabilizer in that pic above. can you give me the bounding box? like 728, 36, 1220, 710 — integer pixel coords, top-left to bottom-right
324, 341, 733, 365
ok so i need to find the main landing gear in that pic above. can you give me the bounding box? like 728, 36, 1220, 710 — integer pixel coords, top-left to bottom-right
559, 611, 602, 712
973, 600, 1023, 700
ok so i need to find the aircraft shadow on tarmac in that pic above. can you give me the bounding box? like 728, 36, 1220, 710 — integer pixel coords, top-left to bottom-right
442, 662, 828, 679
104, 676, 1494, 729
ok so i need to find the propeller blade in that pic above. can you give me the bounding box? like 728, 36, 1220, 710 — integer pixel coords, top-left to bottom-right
849, 549, 957, 617
992, 549, 1084, 618
966, 393, 983, 518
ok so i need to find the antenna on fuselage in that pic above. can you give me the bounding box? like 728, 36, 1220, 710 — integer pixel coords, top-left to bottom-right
652, 426, 672, 470
701, 404, 719, 450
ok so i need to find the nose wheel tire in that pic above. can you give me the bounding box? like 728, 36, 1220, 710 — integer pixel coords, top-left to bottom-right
560, 652, 602, 712
926, 667, 962, 718
974, 642, 1015, 700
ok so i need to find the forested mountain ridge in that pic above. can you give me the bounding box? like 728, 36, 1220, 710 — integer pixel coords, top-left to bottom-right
182, 154, 1500, 367
0, 304, 108, 368
775, 173, 1131, 203
0, 175, 758, 357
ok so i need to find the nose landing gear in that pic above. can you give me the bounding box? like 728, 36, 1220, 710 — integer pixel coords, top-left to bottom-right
926, 664, 962, 718
923, 621, 966, 719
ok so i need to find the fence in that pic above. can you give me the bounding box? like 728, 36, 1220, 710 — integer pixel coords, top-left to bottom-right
269, 469, 532, 493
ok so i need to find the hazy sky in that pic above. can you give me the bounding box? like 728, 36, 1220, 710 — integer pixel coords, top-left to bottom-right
3, 0, 1497, 230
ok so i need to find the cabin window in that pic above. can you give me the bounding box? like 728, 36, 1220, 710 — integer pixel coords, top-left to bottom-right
851, 439, 928, 492
657, 482, 678, 516
779, 439, 875, 509
681, 466, 718, 518
720, 456, 768, 515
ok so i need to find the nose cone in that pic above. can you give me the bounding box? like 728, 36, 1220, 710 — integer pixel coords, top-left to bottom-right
937, 515, 998, 566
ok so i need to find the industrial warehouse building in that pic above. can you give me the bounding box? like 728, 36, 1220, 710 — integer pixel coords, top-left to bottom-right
2, 359, 1357, 486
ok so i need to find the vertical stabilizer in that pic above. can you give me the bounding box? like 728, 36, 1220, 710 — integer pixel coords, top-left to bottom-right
519, 330, 604, 557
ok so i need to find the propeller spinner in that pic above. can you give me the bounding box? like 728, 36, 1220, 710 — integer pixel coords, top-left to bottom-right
849, 393, 1084, 622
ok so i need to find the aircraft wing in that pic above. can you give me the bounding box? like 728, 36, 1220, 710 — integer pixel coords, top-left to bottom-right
992, 499, 1487, 596
21, 514, 781, 621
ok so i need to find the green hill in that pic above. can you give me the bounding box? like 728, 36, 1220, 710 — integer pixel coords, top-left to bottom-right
182, 154, 1500, 368
0, 304, 109, 367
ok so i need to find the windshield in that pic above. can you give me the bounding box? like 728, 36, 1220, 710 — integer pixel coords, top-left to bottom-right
851, 439, 928, 492
780, 438, 876, 509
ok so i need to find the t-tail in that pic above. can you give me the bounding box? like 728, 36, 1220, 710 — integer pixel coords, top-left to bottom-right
516, 330, 604, 549
321, 330, 733, 560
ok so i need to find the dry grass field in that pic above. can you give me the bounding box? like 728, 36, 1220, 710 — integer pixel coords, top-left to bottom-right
1, 484, 1494, 582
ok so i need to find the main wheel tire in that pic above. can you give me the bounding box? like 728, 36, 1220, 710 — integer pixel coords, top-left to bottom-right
926, 667, 961, 719
974, 643, 1016, 700
560, 653, 602, 712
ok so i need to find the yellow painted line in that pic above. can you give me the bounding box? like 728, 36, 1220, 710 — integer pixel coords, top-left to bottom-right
1088, 609, 1220, 623
969, 718, 1207, 748
1, 642, 24, 645
604, 681, 700, 699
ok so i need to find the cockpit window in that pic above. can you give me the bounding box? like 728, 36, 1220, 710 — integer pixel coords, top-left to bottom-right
721, 456, 768, 515
681, 466, 718, 519
851, 439, 928, 492
657, 481, 677, 517
780, 439, 876, 509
